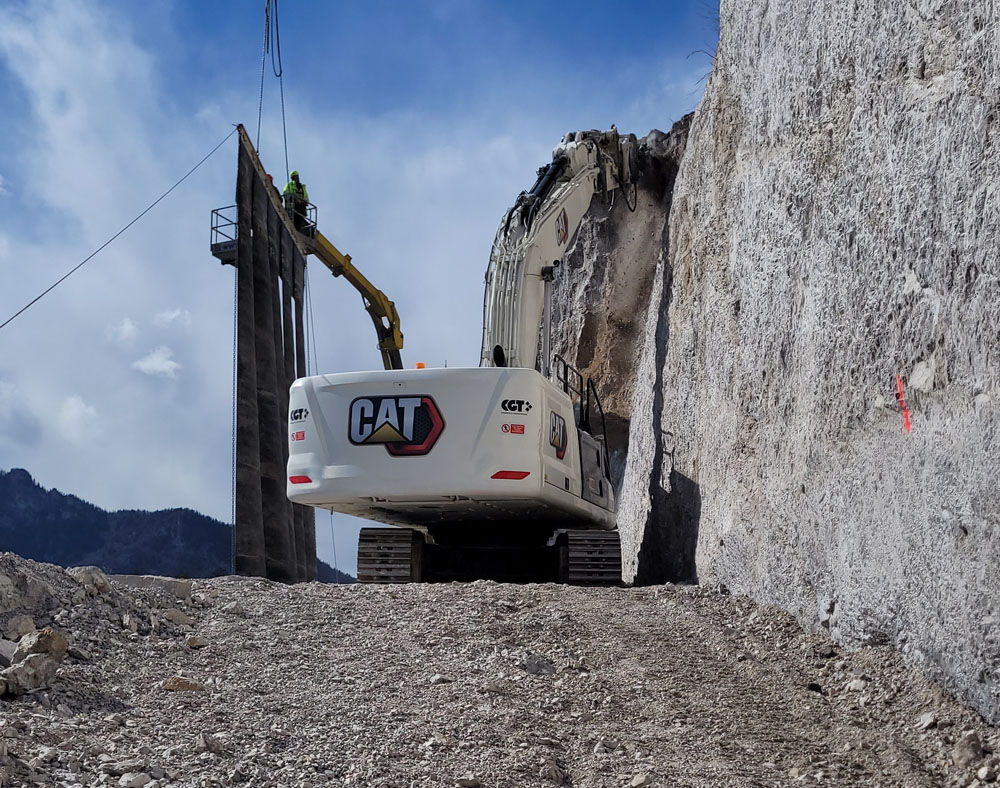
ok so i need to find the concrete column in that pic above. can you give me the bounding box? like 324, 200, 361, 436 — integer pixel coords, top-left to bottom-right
270, 212, 304, 582
252, 176, 295, 583
234, 145, 266, 577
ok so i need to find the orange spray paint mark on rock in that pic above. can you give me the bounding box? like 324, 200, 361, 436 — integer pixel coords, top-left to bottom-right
896, 374, 912, 433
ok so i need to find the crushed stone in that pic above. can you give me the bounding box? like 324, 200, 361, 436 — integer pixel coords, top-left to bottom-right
0, 552, 996, 787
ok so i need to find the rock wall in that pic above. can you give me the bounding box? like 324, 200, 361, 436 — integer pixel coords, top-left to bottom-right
616, 0, 1000, 722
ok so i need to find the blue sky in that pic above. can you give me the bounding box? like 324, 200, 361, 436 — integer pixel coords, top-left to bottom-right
0, 0, 717, 576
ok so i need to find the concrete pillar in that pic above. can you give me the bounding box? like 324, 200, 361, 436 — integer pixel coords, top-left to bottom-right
269, 210, 304, 582
252, 176, 295, 583
231, 126, 316, 583
234, 144, 266, 578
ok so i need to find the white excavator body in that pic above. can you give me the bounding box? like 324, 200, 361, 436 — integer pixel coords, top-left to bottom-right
286, 127, 639, 583
287, 366, 615, 528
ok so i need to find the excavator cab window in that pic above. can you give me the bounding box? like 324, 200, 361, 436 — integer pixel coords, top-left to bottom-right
492, 345, 507, 368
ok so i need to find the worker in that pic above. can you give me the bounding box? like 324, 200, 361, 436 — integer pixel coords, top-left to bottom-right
282, 170, 309, 233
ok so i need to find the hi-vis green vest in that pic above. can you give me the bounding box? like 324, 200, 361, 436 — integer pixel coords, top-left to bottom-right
283, 179, 308, 203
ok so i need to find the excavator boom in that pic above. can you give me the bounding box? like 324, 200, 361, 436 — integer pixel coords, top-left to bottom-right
482, 127, 638, 371
308, 231, 404, 371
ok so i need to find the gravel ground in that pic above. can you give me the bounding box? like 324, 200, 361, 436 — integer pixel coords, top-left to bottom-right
0, 552, 997, 787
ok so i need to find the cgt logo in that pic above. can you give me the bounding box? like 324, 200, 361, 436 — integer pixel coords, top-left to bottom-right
349, 396, 445, 456
290, 407, 309, 423
549, 411, 568, 460
501, 399, 532, 414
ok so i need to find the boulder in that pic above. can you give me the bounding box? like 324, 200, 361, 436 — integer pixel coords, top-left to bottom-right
110, 575, 192, 600
162, 608, 195, 627
160, 675, 207, 692
12, 627, 68, 664
68, 566, 112, 596
0, 639, 17, 669
4, 615, 34, 642
1, 653, 60, 695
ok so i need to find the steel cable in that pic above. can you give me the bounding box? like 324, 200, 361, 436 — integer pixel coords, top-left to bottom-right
0, 126, 239, 333
254, 1, 269, 150
256, 0, 290, 179
230, 263, 239, 575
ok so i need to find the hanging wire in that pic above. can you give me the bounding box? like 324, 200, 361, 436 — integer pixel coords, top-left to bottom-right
329, 511, 339, 584
0, 126, 238, 333
254, 1, 269, 150
271, 0, 290, 179
304, 264, 320, 375
230, 264, 239, 575
255, 0, 290, 179
278, 54, 290, 180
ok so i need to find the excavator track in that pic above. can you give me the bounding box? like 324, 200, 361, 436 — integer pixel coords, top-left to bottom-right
357, 528, 422, 584
357, 527, 622, 585
565, 530, 622, 586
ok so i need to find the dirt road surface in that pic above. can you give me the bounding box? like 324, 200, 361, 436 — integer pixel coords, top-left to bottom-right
0, 555, 996, 787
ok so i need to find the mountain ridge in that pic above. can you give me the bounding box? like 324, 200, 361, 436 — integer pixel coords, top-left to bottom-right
0, 467, 353, 583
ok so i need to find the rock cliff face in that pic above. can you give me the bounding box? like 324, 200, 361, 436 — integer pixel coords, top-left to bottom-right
550, 119, 691, 485
565, 2, 1000, 721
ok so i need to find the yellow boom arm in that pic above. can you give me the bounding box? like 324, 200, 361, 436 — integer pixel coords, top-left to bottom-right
311, 231, 404, 370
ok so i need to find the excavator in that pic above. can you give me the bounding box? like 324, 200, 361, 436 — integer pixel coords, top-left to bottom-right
286, 127, 640, 584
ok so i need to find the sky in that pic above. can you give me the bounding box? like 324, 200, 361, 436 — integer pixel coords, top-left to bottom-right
0, 0, 718, 577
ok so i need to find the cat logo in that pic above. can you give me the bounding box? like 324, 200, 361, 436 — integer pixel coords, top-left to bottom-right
555, 208, 569, 246
549, 411, 568, 460
348, 396, 445, 456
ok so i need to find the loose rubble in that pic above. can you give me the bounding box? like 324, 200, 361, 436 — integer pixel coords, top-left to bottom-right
0, 551, 996, 787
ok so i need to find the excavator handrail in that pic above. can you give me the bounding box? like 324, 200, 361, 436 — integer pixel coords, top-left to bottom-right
309, 230, 404, 371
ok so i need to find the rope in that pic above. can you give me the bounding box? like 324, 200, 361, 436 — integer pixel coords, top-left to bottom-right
256, 0, 290, 179
230, 263, 239, 575
303, 264, 310, 375
255, 0, 269, 150
0, 126, 239, 333
279, 62, 290, 181
329, 510, 339, 584
304, 264, 319, 375
273, 0, 290, 181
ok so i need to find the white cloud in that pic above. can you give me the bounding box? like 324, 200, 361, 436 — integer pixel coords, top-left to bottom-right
132, 346, 180, 378
0, 174, 6, 194
153, 308, 191, 328
57, 395, 99, 444
106, 316, 137, 347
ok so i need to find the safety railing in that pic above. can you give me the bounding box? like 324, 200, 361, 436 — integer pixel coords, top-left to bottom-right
553, 354, 583, 402
210, 205, 238, 264
282, 196, 317, 239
